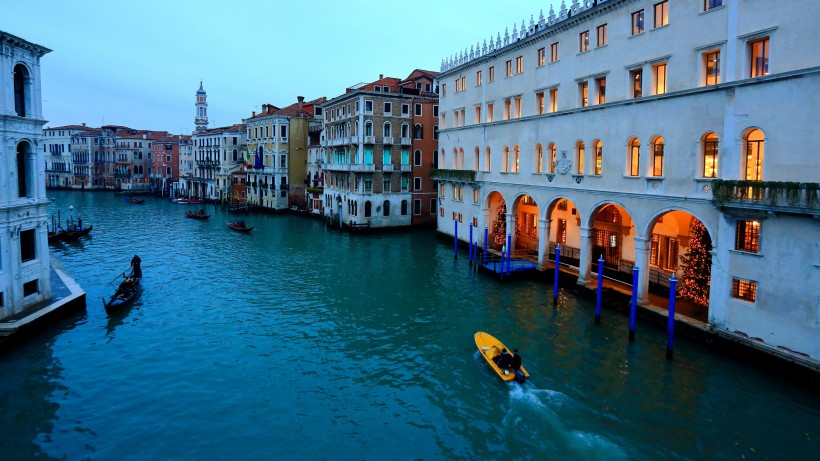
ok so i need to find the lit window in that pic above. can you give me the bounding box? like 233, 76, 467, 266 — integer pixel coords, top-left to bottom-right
506, 60, 512, 77
576, 141, 585, 174
597, 24, 608, 46
461, 76, 466, 91
744, 129, 765, 181
653, 63, 667, 94
651, 136, 664, 176
732, 278, 757, 303
475, 106, 481, 124
514, 97, 522, 118
654, 1, 668, 28
550, 42, 559, 62
628, 138, 641, 176
632, 10, 645, 35
486, 103, 494, 123
504, 99, 511, 120
548, 143, 556, 173
578, 81, 588, 107
535, 144, 543, 173
538, 47, 546, 66
484, 147, 491, 171
704, 0, 722, 11
735, 220, 760, 253
703, 132, 718, 178
502, 146, 509, 172
630, 68, 643, 98
473, 189, 479, 204
515, 56, 523, 74
704, 50, 720, 86
596, 77, 606, 104
476, 70, 482, 86
579, 31, 589, 52
488, 66, 495, 82
750, 38, 769, 78
512, 146, 520, 173
594, 140, 602, 175
549, 88, 558, 112
536, 91, 545, 114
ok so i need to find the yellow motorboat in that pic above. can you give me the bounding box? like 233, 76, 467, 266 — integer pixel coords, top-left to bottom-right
475, 331, 529, 383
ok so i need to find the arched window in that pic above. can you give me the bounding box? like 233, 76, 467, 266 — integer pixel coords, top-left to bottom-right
439, 149, 445, 168
383, 122, 392, 138
593, 140, 603, 175
474, 147, 480, 171
16, 142, 31, 198
502, 146, 509, 172
628, 138, 641, 176
383, 148, 392, 166
512, 145, 520, 173
433, 125, 439, 140
452, 148, 458, 169
548, 143, 557, 173
383, 200, 390, 216
401, 123, 409, 138
364, 121, 373, 137
413, 124, 423, 139
484, 147, 491, 172
458, 148, 464, 169
535, 144, 543, 174
702, 132, 718, 178
744, 129, 764, 181
14, 64, 30, 117
233, 148, 238, 161
365, 201, 372, 217
576, 141, 585, 174
651, 136, 664, 176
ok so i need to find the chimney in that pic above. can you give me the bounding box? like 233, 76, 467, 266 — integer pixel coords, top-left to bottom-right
379, 74, 383, 80
252, 111, 256, 117
297, 96, 304, 114
82, 122, 86, 127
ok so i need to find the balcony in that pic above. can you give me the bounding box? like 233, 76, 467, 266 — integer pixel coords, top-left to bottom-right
400, 137, 411, 145
399, 164, 412, 172
350, 164, 375, 172
430, 168, 477, 183
363, 136, 375, 144
383, 164, 394, 172
383, 136, 394, 145
711, 179, 820, 215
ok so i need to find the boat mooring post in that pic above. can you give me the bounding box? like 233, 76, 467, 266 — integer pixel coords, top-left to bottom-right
469, 224, 474, 265
595, 255, 604, 325
553, 245, 561, 305
453, 219, 458, 259
667, 275, 677, 359
506, 234, 512, 275
629, 266, 639, 342
483, 227, 488, 266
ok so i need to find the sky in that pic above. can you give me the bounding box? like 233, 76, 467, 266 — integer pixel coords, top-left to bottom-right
2, 0, 560, 135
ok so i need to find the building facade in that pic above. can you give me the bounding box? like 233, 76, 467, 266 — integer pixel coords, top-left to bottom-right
0, 30, 53, 318
434, 0, 820, 362
320, 71, 440, 229
44, 124, 89, 188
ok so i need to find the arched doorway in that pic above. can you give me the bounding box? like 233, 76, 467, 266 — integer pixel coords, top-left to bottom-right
513, 194, 540, 259
590, 203, 636, 284
486, 192, 506, 250
547, 197, 582, 267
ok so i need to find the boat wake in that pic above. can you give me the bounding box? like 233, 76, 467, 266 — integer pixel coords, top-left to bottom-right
503, 384, 629, 461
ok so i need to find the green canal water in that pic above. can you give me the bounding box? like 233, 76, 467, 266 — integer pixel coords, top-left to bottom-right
0, 190, 818, 460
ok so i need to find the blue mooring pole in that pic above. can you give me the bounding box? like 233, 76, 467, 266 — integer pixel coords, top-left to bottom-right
553, 245, 561, 305
483, 228, 488, 266
469, 224, 474, 265
595, 255, 604, 325
629, 266, 639, 342
506, 234, 512, 276
453, 220, 458, 259
667, 275, 677, 359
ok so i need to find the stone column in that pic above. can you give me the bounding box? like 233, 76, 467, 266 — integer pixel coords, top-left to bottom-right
633, 236, 652, 303
537, 218, 549, 269
577, 226, 594, 286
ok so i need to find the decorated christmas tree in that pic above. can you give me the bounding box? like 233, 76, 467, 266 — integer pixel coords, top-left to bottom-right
491, 200, 507, 247
678, 218, 711, 306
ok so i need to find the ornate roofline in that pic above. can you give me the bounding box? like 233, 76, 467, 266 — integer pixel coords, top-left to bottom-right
0, 30, 52, 57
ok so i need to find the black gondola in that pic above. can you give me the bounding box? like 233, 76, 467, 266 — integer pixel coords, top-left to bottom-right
227, 220, 253, 232
186, 210, 210, 220
103, 261, 142, 313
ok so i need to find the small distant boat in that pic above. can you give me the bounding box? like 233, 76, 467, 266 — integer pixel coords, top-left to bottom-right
48, 214, 92, 244
125, 196, 145, 204
186, 210, 210, 220
226, 220, 253, 232
103, 264, 142, 314
475, 331, 529, 383
176, 198, 202, 205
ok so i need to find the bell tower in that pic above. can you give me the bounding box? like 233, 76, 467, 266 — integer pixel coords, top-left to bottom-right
195, 81, 208, 133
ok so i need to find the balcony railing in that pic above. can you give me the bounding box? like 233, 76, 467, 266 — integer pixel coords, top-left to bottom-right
363, 136, 375, 144
399, 164, 412, 172
383, 136, 394, 145
383, 164, 394, 172
350, 164, 375, 172
400, 137, 412, 145
711, 179, 819, 213
430, 168, 477, 182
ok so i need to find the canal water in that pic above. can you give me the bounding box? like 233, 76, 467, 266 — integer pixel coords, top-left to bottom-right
0, 190, 818, 461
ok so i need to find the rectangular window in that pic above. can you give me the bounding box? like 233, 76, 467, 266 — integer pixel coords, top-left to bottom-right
514, 97, 522, 118
383, 176, 391, 192
473, 189, 479, 204
631, 68, 643, 98
441, 84, 446, 97
384, 102, 392, 115
704, 0, 722, 10
365, 100, 373, 113
486, 103, 494, 123
538, 47, 546, 66
703, 137, 718, 178
515, 56, 523, 74
597, 24, 608, 46
735, 220, 760, 253
550, 42, 559, 62
549, 88, 558, 112
536, 92, 545, 114
704, 50, 721, 86
732, 278, 757, 302
750, 38, 769, 78
475, 106, 481, 124
596, 77, 606, 104
504, 99, 511, 120
505, 60, 513, 77
402, 104, 410, 115
476, 70, 482, 86
654, 1, 668, 28
415, 104, 422, 116
439, 184, 445, 197
433, 105, 439, 117
414, 177, 422, 190
578, 81, 588, 107
431, 199, 437, 215
488, 66, 495, 82
461, 76, 466, 91
632, 10, 645, 35
23, 280, 39, 297
579, 31, 589, 52
20, 229, 36, 262
653, 63, 667, 94
414, 199, 421, 215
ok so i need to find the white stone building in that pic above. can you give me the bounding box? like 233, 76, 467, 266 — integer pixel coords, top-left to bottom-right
434, 0, 820, 362
0, 31, 53, 318
43, 124, 89, 189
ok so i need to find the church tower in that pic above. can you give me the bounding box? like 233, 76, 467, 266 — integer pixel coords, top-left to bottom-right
195, 81, 208, 133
